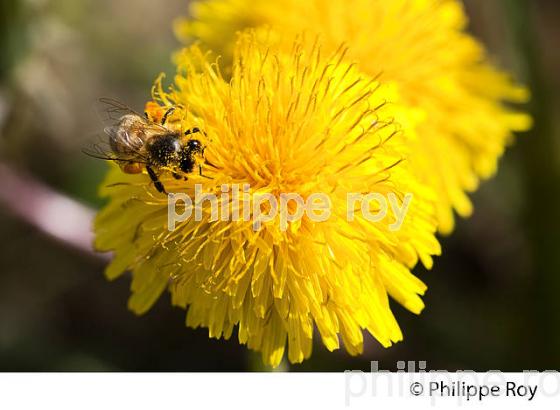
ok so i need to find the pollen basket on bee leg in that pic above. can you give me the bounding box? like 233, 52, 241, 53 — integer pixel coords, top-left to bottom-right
122, 163, 144, 174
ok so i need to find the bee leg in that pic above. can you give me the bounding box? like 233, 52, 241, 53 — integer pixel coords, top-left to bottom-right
199, 164, 213, 179
185, 127, 201, 136
172, 172, 182, 180
146, 166, 167, 194
161, 107, 176, 126
204, 158, 218, 169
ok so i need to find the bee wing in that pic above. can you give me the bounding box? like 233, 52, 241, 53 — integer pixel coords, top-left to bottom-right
97, 97, 145, 122
82, 136, 122, 161
82, 132, 150, 165
97, 98, 168, 130
87, 97, 173, 165
103, 124, 143, 149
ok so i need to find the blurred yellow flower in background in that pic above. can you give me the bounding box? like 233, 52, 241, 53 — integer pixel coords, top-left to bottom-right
177, 0, 532, 233
95, 32, 440, 366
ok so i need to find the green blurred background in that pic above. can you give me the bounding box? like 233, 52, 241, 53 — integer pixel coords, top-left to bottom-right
0, 0, 558, 371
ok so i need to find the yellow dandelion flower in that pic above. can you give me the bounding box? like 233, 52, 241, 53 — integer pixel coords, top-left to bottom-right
177, 0, 532, 233
94, 32, 440, 366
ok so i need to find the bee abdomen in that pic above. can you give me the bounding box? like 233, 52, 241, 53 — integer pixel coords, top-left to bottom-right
106, 125, 143, 155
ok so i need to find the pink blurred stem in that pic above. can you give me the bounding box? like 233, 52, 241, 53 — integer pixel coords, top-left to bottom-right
0, 162, 110, 262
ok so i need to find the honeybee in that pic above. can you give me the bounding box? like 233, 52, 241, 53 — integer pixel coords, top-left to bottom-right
85, 98, 208, 194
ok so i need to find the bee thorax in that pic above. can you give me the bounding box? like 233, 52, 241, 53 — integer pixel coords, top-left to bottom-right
146, 134, 182, 165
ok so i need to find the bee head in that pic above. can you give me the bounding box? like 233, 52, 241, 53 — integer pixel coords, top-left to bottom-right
186, 139, 204, 155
